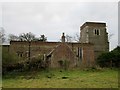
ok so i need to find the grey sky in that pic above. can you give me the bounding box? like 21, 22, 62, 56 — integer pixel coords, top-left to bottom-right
118, 1, 120, 46
1, 2, 118, 50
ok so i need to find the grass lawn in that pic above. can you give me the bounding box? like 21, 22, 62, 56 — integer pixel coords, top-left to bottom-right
2, 68, 118, 88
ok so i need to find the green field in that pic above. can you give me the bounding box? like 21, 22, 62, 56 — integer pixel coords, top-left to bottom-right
2, 68, 118, 88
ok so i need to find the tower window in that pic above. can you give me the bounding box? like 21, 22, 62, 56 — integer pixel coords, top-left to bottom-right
16, 51, 23, 57
94, 29, 100, 35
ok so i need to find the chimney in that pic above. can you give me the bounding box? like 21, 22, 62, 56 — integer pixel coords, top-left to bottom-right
61, 32, 65, 42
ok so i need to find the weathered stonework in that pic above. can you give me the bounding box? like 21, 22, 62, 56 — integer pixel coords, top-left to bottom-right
7, 41, 94, 68
2, 22, 109, 69
80, 22, 109, 60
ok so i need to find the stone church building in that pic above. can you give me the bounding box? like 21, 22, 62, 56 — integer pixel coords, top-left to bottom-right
4, 22, 109, 68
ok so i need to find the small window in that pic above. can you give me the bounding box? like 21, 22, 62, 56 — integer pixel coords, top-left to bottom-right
16, 51, 23, 57
95, 29, 97, 35
94, 29, 100, 35
20, 53, 23, 57
96, 29, 99, 35
78, 47, 83, 60
79, 48, 82, 59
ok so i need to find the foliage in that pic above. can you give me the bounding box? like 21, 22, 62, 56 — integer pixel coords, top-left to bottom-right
8, 32, 47, 42
25, 55, 45, 71
2, 49, 21, 73
97, 46, 120, 67
39, 35, 47, 42
2, 49, 19, 65
19, 32, 36, 41
2, 52, 46, 74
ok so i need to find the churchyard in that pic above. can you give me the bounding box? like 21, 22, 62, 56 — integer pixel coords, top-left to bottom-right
2, 68, 118, 88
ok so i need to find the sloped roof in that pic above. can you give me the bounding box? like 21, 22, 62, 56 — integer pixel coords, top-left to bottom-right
47, 43, 74, 57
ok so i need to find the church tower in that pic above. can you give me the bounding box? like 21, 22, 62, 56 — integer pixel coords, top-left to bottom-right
80, 22, 109, 59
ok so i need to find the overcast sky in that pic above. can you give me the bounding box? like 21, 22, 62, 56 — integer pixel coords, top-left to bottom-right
1, 2, 118, 50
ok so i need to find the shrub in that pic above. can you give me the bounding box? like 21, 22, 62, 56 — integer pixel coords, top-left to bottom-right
26, 55, 45, 70
2, 52, 45, 74
2, 49, 19, 65
97, 46, 120, 68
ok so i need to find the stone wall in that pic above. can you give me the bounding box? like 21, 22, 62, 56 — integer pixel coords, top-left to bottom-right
3, 41, 95, 68
50, 43, 76, 69
80, 22, 109, 60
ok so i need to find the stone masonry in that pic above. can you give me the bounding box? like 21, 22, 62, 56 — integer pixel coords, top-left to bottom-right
2, 22, 109, 68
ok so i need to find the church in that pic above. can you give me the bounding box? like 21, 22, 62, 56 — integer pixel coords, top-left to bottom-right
4, 22, 109, 69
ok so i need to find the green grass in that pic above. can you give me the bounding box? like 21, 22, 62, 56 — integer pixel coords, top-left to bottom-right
2, 68, 118, 88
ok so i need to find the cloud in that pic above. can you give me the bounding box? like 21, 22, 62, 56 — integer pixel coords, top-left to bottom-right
2, 2, 118, 50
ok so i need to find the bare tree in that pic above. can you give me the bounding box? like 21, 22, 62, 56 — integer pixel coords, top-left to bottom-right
108, 34, 114, 41
8, 32, 47, 42
73, 32, 80, 42
8, 34, 19, 41
65, 34, 73, 42
0, 27, 5, 43
65, 32, 80, 42
19, 32, 36, 41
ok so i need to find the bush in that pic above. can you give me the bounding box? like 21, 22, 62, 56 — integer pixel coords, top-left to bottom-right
2, 48, 21, 73
25, 55, 45, 71
2, 52, 45, 74
97, 46, 120, 68
2, 49, 19, 65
